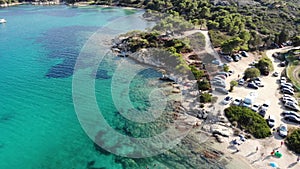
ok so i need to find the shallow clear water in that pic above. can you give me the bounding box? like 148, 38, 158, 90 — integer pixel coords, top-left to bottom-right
0, 5, 158, 169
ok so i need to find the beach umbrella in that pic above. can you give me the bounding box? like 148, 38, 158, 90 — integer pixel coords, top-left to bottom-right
269, 162, 278, 168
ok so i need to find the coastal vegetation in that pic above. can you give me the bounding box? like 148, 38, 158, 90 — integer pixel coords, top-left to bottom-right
224, 106, 271, 138
286, 129, 300, 154
114, 29, 212, 91
94, 0, 300, 51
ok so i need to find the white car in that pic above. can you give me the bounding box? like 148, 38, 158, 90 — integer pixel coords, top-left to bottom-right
238, 79, 244, 85
283, 94, 295, 98
254, 80, 264, 87
213, 77, 225, 82
281, 82, 293, 88
232, 98, 242, 106
261, 101, 270, 111
282, 98, 298, 105
282, 96, 297, 102
267, 115, 276, 128
280, 77, 287, 84
222, 96, 232, 105
279, 124, 288, 137
251, 104, 260, 112
281, 85, 294, 92
285, 101, 300, 111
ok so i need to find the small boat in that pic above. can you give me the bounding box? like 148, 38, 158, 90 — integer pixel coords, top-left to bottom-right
0, 18, 7, 24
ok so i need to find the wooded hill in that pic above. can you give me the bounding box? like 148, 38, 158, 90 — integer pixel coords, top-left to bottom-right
93, 0, 300, 51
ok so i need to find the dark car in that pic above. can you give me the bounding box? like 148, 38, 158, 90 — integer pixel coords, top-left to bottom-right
272, 72, 279, 77
258, 110, 266, 117
259, 110, 266, 117
224, 55, 233, 62
241, 51, 249, 57
281, 88, 294, 95
247, 82, 258, 89
284, 115, 300, 124
231, 55, 240, 62
282, 111, 300, 118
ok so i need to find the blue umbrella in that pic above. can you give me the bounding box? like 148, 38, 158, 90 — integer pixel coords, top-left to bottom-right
269, 162, 278, 168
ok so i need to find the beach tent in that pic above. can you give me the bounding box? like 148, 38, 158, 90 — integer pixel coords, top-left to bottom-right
274, 151, 282, 158
269, 162, 278, 168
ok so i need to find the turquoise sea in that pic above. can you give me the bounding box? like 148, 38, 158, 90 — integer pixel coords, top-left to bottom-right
0, 5, 163, 169
0, 5, 225, 169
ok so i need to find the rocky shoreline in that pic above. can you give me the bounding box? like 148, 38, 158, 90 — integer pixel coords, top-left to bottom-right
107, 29, 251, 169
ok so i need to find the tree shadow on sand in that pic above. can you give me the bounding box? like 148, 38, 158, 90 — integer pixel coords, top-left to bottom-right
288, 162, 298, 168
246, 151, 256, 157
262, 155, 272, 161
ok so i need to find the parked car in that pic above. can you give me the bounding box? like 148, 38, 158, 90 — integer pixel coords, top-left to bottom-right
215, 87, 229, 95
222, 96, 232, 105
280, 85, 294, 92
267, 115, 276, 128
213, 77, 225, 82
251, 104, 260, 112
217, 72, 229, 77
284, 115, 300, 124
241, 51, 249, 57
280, 77, 287, 84
283, 94, 295, 99
231, 54, 240, 62
282, 111, 300, 118
278, 124, 288, 137
284, 101, 300, 111
282, 96, 297, 102
253, 77, 261, 82
258, 109, 266, 117
272, 72, 279, 77
247, 82, 258, 89
212, 81, 226, 88
282, 99, 298, 105
224, 55, 233, 62
254, 80, 264, 87
238, 79, 245, 85
212, 59, 222, 65
281, 88, 294, 95
281, 82, 293, 88
215, 75, 226, 80
228, 70, 234, 76
261, 101, 270, 111
232, 98, 242, 106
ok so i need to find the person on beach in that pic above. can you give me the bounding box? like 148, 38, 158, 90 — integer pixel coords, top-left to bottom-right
280, 141, 284, 147
256, 146, 258, 152
297, 156, 300, 163
271, 150, 275, 155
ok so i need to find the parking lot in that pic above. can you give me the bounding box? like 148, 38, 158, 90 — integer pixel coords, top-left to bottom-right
212, 48, 299, 129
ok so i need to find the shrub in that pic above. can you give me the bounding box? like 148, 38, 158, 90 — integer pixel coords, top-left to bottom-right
197, 79, 210, 91
199, 92, 212, 103
286, 129, 300, 154
256, 56, 274, 75
223, 64, 230, 72
189, 65, 204, 80
244, 68, 261, 79
224, 106, 271, 138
